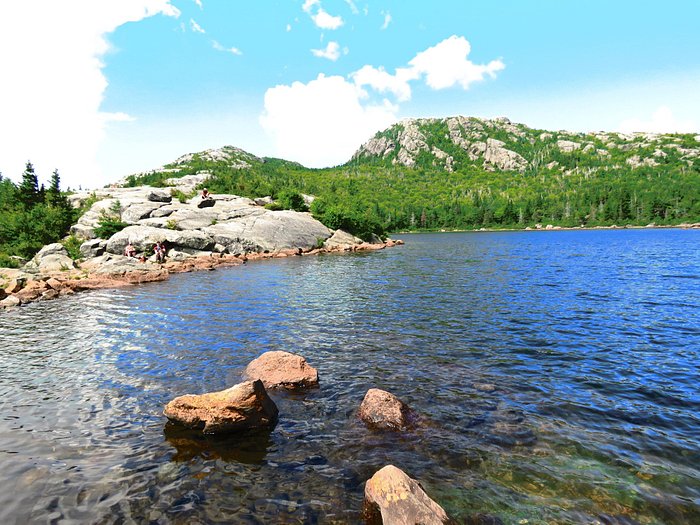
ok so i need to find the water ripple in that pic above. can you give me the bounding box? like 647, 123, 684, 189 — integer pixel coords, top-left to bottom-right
0, 229, 698, 523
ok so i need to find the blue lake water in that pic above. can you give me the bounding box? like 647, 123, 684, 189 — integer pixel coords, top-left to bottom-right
0, 229, 698, 524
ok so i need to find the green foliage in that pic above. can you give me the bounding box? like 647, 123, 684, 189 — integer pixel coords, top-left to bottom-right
0, 253, 21, 268
61, 235, 83, 260
0, 164, 78, 264
101, 121, 700, 239
276, 190, 308, 212
170, 188, 194, 203
93, 200, 128, 239
165, 219, 178, 230
18, 161, 40, 209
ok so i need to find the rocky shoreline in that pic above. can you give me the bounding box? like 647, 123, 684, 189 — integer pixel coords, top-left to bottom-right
0, 183, 403, 311
0, 238, 402, 311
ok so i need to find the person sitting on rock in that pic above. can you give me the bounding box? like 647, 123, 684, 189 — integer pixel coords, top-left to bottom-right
124, 243, 136, 258
154, 241, 166, 263
201, 188, 212, 199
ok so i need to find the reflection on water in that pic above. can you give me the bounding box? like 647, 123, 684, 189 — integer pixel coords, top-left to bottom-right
0, 229, 698, 524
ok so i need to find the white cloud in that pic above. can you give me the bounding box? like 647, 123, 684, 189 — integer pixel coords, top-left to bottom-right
286, 23, 292, 32
618, 106, 697, 134
261, 35, 504, 168
408, 35, 504, 90
312, 9, 344, 30
212, 40, 242, 55
102, 112, 136, 123
260, 74, 397, 167
190, 18, 205, 33
352, 36, 502, 100
380, 11, 391, 30
302, 1, 343, 30
0, 0, 180, 189
345, 0, 359, 15
193, 0, 203, 9
311, 41, 341, 61
352, 65, 414, 102
302, 0, 319, 13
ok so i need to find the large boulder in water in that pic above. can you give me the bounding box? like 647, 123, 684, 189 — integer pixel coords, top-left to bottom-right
359, 388, 417, 431
244, 351, 319, 389
324, 229, 363, 250
163, 379, 278, 434
362, 465, 456, 525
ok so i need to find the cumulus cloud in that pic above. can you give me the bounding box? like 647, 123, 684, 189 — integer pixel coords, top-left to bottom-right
261, 35, 503, 167
190, 18, 205, 33
618, 106, 697, 134
0, 0, 180, 189
302, 0, 343, 30
311, 41, 341, 61
312, 9, 344, 30
351, 65, 414, 102
260, 74, 397, 168
408, 35, 504, 90
353, 35, 502, 99
212, 40, 242, 55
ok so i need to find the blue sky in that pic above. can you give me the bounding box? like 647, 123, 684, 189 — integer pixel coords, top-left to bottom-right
1, 0, 698, 189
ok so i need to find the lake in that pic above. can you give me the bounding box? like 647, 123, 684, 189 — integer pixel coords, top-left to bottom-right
0, 229, 698, 524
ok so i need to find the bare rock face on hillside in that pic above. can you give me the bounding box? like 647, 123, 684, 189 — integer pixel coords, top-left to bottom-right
163, 380, 278, 434
350, 114, 699, 176
362, 465, 456, 525
483, 138, 528, 172
556, 140, 581, 153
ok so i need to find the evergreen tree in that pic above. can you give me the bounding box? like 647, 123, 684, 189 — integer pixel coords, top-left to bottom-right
18, 161, 40, 209
47, 169, 62, 206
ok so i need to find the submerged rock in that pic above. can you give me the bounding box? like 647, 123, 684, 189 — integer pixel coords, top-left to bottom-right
359, 388, 417, 431
464, 514, 505, 525
244, 351, 319, 389
479, 407, 537, 447
163, 379, 278, 434
362, 465, 455, 525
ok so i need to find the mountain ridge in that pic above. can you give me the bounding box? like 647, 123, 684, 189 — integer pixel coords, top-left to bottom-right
119, 115, 700, 234
125, 115, 700, 180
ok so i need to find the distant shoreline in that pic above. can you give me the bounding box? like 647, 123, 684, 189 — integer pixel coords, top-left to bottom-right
394, 222, 700, 234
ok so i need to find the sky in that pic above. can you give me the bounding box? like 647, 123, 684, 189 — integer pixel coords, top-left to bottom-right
1, 1, 699, 190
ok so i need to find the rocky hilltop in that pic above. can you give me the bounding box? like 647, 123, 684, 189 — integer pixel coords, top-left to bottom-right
351, 116, 700, 174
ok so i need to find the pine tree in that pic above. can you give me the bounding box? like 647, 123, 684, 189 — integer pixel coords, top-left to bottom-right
18, 161, 40, 209
47, 169, 62, 206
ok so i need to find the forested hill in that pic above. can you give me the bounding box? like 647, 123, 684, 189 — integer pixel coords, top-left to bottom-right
124, 116, 700, 236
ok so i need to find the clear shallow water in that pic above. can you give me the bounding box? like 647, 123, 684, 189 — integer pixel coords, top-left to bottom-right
0, 229, 698, 524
